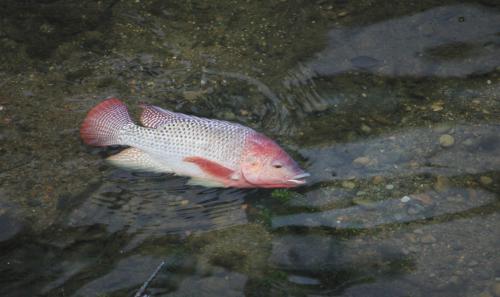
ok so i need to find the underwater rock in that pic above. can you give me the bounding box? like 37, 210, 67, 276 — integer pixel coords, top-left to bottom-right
353, 156, 371, 166
433, 176, 450, 192
341, 180, 356, 189
420, 234, 437, 244
480, 176, 493, 186
302, 4, 500, 78
439, 134, 455, 148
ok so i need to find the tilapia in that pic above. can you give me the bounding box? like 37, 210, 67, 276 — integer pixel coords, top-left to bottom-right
80, 98, 309, 188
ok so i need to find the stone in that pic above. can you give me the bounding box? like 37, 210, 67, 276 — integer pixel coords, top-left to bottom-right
372, 175, 384, 184
408, 245, 420, 253
288, 275, 320, 285
360, 124, 372, 133
407, 207, 422, 215
420, 234, 436, 244
353, 156, 371, 166
352, 197, 376, 209
431, 101, 444, 112
385, 184, 394, 190
341, 181, 356, 189
480, 176, 493, 186
492, 282, 500, 297
439, 134, 455, 147
433, 176, 450, 192
478, 291, 493, 297
401, 196, 411, 203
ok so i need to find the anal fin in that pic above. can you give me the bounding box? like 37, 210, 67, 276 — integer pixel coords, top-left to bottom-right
107, 148, 172, 173
187, 177, 225, 188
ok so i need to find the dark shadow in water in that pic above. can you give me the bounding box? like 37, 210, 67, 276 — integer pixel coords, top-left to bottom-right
64, 169, 250, 251
0, 0, 119, 58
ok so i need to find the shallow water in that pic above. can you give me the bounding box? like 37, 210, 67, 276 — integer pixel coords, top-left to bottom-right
0, 1, 499, 296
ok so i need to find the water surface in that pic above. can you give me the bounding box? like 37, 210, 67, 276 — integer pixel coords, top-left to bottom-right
0, 1, 499, 296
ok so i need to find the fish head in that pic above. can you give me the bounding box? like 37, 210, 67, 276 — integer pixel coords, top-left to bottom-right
241, 133, 309, 188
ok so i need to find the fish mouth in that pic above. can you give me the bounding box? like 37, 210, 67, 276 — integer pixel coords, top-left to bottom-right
287, 172, 311, 185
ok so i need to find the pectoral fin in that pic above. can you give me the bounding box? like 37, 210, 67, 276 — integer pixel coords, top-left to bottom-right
183, 156, 234, 179
107, 148, 172, 173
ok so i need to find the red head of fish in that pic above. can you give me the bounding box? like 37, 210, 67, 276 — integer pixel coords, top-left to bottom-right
239, 133, 309, 188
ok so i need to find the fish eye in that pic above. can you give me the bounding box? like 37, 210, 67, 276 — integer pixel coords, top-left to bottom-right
272, 161, 283, 169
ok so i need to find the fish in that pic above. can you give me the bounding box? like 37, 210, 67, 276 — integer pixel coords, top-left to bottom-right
80, 98, 309, 188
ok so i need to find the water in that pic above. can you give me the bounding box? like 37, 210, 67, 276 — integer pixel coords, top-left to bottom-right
0, 1, 499, 296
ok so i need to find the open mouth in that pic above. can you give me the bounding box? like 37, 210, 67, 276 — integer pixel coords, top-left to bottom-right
287, 172, 311, 185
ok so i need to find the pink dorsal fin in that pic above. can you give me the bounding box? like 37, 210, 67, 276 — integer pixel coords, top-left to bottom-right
139, 103, 203, 128
183, 156, 234, 179
139, 103, 178, 128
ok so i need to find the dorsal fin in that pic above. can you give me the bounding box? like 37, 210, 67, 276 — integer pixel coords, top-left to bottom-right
139, 103, 178, 128
139, 103, 203, 128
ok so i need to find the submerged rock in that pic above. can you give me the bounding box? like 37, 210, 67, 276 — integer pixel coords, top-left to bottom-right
439, 134, 455, 148
480, 176, 493, 186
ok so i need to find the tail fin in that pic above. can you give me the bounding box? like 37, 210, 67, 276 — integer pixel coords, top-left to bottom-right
80, 98, 133, 146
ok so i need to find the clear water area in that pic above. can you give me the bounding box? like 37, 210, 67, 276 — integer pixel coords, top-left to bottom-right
0, 0, 499, 296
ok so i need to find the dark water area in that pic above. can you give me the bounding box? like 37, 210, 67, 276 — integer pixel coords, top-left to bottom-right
0, 0, 499, 296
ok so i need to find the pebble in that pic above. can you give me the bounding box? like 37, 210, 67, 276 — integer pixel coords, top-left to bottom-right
372, 175, 384, 184
492, 282, 500, 297
446, 195, 465, 203
413, 193, 433, 205
183, 90, 204, 101
341, 181, 356, 189
479, 291, 493, 297
439, 134, 455, 147
480, 176, 493, 186
431, 101, 444, 112
401, 196, 411, 203
352, 197, 376, 209
407, 206, 422, 215
385, 184, 394, 190
477, 270, 490, 280
463, 138, 474, 146
22, 90, 34, 97
361, 124, 372, 133
288, 275, 320, 286
433, 176, 450, 192
468, 260, 479, 267
353, 156, 371, 166
433, 124, 451, 133
420, 234, 436, 244
448, 276, 460, 284
408, 245, 420, 253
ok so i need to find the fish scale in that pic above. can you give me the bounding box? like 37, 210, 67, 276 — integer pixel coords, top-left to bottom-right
119, 119, 251, 170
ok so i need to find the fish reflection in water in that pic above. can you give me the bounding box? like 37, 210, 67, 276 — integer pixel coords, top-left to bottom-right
66, 171, 250, 251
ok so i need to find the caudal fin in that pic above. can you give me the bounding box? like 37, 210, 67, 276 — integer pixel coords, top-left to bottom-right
80, 98, 133, 146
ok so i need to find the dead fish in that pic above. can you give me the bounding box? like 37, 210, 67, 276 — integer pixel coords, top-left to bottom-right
80, 98, 309, 188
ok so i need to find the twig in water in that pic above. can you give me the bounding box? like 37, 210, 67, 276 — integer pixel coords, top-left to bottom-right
134, 261, 166, 297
